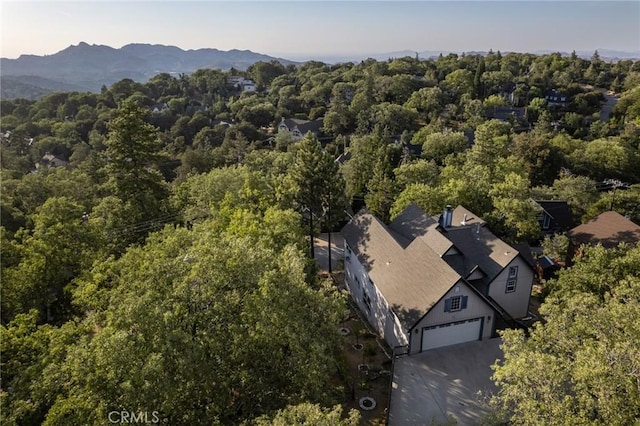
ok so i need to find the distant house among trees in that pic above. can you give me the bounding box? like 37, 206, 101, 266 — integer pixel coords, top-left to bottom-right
532, 200, 574, 235
150, 103, 169, 113
37, 153, 67, 169
228, 76, 257, 92
278, 118, 324, 141
486, 106, 527, 120
545, 89, 570, 108
567, 211, 640, 261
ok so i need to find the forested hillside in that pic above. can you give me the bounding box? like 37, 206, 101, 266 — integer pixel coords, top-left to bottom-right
1, 42, 298, 97
1, 51, 639, 424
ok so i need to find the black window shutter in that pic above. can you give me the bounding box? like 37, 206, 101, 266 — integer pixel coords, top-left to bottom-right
444, 298, 451, 312
461, 295, 468, 309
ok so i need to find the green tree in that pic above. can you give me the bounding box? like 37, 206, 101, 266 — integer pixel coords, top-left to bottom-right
540, 233, 570, 263
390, 183, 448, 220
492, 244, 640, 426
404, 87, 444, 121
50, 221, 345, 425
393, 159, 440, 192
572, 137, 639, 182
365, 145, 397, 222
551, 175, 599, 221
248, 60, 287, 88
289, 134, 346, 258
103, 100, 168, 215
489, 173, 541, 242
1, 310, 86, 426
342, 133, 386, 201
467, 120, 513, 169
513, 130, 564, 186
254, 403, 360, 426
443, 69, 474, 100
420, 130, 468, 165
585, 184, 640, 224
104, 101, 168, 241
1, 197, 100, 324
369, 102, 419, 135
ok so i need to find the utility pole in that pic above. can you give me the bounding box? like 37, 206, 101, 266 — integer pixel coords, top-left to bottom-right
328, 191, 332, 276
309, 209, 314, 259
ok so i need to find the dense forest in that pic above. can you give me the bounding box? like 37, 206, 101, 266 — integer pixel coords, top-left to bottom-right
1, 50, 640, 424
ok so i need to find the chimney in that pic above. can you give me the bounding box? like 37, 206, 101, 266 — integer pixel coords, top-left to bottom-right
461, 214, 468, 226
442, 205, 453, 228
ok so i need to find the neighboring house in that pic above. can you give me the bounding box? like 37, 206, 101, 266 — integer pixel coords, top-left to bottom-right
532, 200, 574, 234
536, 255, 561, 280
37, 153, 67, 169
150, 103, 169, 113
1, 131, 11, 143
545, 89, 570, 108
185, 103, 210, 115
486, 106, 527, 122
486, 107, 529, 131
341, 204, 534, 353
567, 211, 640, 260
278, 117, 324, 141
395, 140, 423, 159
335, 151, 352, 165
228, 76, 257, 92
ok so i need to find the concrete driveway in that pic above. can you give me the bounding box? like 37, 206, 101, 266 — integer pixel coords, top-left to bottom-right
388, 338, 502, 426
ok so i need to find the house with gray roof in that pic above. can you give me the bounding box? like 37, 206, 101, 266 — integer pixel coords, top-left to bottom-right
278, 117, 324, 141
341, 204, 534, 353
533, 200, 575, 234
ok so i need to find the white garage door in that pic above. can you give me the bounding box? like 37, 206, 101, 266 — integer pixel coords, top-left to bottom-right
421, 318, 482, 351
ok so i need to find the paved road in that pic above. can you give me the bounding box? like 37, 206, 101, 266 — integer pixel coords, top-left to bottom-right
599, 91, 619, 122
313, 232, 344, 272
388, 339, 502, 426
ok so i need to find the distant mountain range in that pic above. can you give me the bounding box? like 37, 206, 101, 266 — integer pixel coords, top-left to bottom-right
1, 42, 298, 99
303, 49, 640, 63
2, 42, 638, 100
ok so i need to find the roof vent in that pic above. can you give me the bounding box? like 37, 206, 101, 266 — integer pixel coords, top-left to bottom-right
461, 214, 468, 226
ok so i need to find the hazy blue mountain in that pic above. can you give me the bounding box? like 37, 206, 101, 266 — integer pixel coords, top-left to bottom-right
0, 42, 299, 97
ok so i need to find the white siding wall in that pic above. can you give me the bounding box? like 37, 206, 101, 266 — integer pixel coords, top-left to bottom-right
344, 242, 409, 349
409, 282, 494, 354
488, 256, 534, 319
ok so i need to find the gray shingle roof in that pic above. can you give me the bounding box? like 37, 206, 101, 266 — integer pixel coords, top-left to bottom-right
281, 118, 324, 135
389, 205, 453, 255
341, 209, 461, 329
534, 200, 574, 230
443, 226, 517, 282
342, 204, 523, 329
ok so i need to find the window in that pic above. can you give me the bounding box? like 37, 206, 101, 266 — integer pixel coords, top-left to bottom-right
450, 296, 462, 311
363, 292, 372, 313
506, 279, 517, 293
508, 266, 519, 279
444, 295, 468, 312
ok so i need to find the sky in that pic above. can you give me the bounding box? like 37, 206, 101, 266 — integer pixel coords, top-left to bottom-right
1, 1, 639, 60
